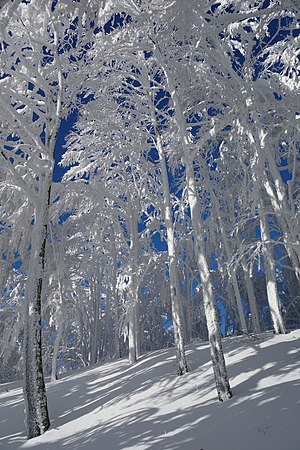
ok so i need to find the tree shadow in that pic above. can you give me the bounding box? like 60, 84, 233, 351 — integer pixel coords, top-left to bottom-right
1, 332, 299, 450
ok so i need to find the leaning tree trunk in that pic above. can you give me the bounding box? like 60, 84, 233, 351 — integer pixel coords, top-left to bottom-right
155, 128, 188, 375
23, 175, 51, 438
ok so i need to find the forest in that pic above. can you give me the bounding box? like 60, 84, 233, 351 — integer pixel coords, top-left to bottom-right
0, 0, 299, 441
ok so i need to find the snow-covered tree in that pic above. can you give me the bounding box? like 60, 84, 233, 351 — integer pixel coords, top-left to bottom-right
0, 0, 100, 438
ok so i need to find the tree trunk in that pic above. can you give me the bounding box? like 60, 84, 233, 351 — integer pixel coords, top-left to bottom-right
23, 176, 51, 439
259, 200, 285, 334
128, 202, 139, 364
184, 274, 193, 344
113, 288, 120, 358
212, 191, 247, 333
49, 223, 65, 381
241, 257, 261, 333
110, 228, 121, 358
90, 272, 101, 364
186, 165, 232, 400
51, 320, 63, 382
152, 41, 231, 399
128, 299, 138, 364
248, 123, 287, 334
251, 121, 300, 280
155, 128, 188, 375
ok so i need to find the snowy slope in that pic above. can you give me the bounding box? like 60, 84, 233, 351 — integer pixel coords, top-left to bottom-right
1, 330, 300, 450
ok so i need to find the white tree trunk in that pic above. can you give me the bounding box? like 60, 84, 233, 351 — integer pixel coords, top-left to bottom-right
110, 228, 121, 358
128, 202, 139, 364
241, 257, 261, 333
91, 294, 100, 365
259, 200, 285, 334
263, 135, 300, 274
49, 223, 65, 380
212, 191, 247, 333
154, 51, 232, 399
51, 321, 63, 381
251, 122, 300, 280
186, 164, 232, 400
113, 287, 120, 358
156, 128, 188, 375
248, 124, 291, 333
128, 297, 138, 364
184, 273, 193, 344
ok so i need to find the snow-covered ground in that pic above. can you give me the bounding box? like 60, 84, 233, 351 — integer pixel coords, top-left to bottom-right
1, 330, 300, 450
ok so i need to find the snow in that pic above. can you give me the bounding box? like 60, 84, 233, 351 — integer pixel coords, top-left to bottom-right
1, 330, 300, 450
